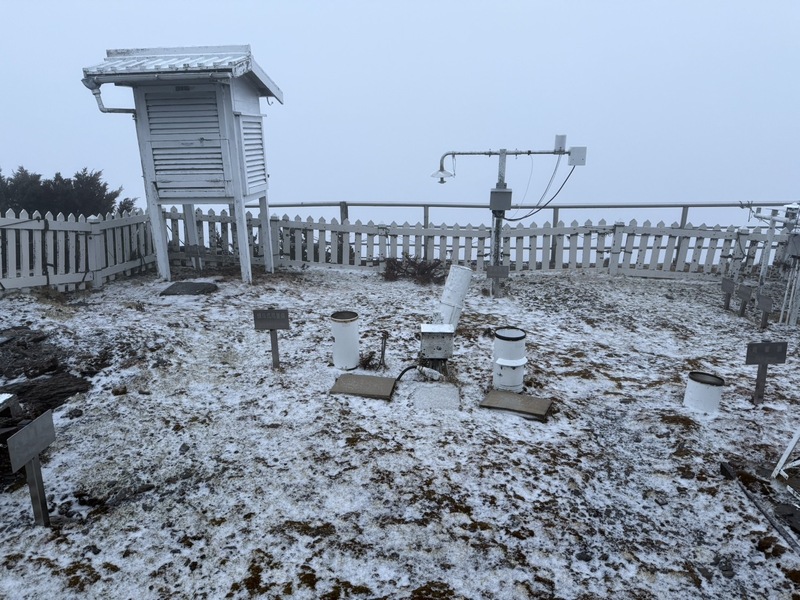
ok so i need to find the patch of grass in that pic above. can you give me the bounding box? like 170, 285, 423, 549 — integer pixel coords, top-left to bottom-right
102, 562, 120, 573
409, 581, 458, 599
320, 579, 373, 599
382, 255, 446, 285
63, 561, 101, 592
227, 549, 280, 597
279, 520, 337, 539
298, 564, 318, 590
660, 413, 699, 430
2, 553, 24, 569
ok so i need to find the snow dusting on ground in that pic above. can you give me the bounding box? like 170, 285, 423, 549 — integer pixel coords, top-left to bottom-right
2, 266, 800, 599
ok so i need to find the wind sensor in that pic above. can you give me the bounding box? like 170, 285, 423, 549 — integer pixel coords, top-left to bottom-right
431, 136, 587, 295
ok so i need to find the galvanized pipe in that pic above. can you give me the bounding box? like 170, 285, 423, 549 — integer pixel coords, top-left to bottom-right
88, 88, 136, 115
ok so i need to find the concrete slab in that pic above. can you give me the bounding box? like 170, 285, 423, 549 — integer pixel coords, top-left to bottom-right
411, 382, 460, 411
480, 390, 553, 422
160, 282, 219, 296
330, 374, 396, 400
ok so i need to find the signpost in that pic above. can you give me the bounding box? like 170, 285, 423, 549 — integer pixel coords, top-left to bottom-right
7, 410, 55, 526
486, 265, 510, 280
737, 285, 753, 317
253, 309, 290, 368
757, 295, 773, 330
722, 278, 735, 310
746, 341, 788, 404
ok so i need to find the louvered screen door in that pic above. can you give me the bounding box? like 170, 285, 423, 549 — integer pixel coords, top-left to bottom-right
237, 115, 268, 197
140, 85, 234, 200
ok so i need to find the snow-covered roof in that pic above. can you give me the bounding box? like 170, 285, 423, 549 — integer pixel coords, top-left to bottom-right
82, 45, 283, 103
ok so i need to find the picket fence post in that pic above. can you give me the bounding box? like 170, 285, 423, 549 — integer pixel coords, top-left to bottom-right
87, 216, 105, 289
609, 222, 624, 274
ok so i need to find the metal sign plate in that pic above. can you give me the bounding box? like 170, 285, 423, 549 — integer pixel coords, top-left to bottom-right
486, 265, 510, 279
758, 295, 773, 311
737, 285, 753, 301
721, 278, 735, 294
746, 341, 788, 365
253, 309, 290, 331
8, 410, 55, 473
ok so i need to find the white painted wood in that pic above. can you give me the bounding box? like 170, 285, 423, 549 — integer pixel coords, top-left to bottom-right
581, 222, 592, 270
541, 224, 552, 272
621, 220, 636, 270
56, 213, 67, 291
0, 209, 792, 291
635, 222, 649, 270
648, 225, 664, 272
476, 232, 486, 271
609, 223, 623, 274
568, 222, 579, 270
19, 211, 30, 278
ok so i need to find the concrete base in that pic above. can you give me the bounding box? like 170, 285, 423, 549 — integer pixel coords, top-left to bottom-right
160, 282, 219, 296
330, 374, 396, 401
480, 390, 553, 422
411, 383, 460, 411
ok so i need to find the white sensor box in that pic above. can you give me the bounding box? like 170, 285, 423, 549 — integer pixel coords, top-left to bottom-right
568, 146, 587, 166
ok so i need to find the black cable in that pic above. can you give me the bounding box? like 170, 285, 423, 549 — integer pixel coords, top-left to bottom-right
505, 166, 577, 223
508, 155, 559, 220
533, 154, 562, 208
395, 364, 418, 383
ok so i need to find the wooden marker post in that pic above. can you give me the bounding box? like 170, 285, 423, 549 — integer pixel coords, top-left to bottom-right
253, 309, 290, 368
7, 410, 55, 526
737, 285, 753, 317
721, 278, 735, 310
746, 341, 788, 404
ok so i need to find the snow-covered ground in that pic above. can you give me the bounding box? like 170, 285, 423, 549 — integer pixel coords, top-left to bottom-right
2, 266, 800, 599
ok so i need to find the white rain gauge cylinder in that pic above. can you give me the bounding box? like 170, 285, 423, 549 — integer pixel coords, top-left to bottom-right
492, 327, 527, 393
439, 265, 473, 326
682, 371, 724, 413
330, 311, 360, 370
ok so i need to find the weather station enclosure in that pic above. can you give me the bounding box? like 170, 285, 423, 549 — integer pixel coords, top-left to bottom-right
82, 45, 283, 283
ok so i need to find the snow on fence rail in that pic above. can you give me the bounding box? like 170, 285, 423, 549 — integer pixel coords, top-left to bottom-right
259, 213, 778, 279
162, 208, 782, 279
0, 206, 785, 292
0, 209, 154, 291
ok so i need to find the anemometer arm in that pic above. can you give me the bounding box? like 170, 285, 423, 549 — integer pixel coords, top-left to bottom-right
432, 140, 585, 185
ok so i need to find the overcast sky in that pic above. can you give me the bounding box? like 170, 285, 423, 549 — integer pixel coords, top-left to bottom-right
1, 1, 798, 227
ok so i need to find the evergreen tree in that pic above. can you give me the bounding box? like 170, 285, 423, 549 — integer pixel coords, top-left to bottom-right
0, 167, 134, 216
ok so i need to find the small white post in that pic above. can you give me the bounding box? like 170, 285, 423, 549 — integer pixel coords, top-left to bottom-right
182, 204, 203, 270
259, 196, 274, 273
87, 217, 105, 289
145, 183, 171, 281
772, 428, 800, 480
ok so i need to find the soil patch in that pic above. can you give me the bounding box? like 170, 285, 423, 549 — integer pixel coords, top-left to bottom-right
0, 327, 92, 491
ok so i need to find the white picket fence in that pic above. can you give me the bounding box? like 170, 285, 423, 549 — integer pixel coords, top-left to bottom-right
161, 207, 783, 279
0, 206, 788, 291
262, 214, 779, 279
0, 209, 155, 291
